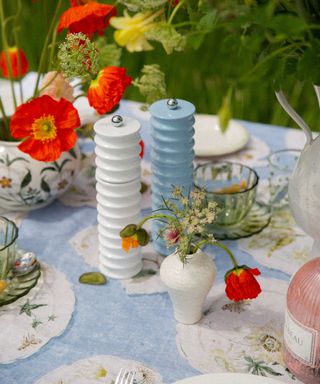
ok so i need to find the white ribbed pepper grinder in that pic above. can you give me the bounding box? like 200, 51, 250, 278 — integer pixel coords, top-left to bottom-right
94, 115, 142, 279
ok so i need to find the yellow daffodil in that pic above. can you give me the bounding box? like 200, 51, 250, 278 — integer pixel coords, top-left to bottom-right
110, 10, 163, 52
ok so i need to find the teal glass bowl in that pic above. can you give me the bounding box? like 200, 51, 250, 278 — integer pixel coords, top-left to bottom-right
194, 162, 259, 226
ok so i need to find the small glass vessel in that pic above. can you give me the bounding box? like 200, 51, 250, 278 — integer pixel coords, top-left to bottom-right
194, 161, 259, 225
268, 149, 301, 210
0, 216, 18, 280
284, 258, 320, 383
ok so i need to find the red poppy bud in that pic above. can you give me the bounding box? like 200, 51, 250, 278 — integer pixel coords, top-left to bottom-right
0, 47, 28, 79
225, 266, 262, 302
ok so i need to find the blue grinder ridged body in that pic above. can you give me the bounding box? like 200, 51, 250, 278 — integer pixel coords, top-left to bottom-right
149, 99, 196, 255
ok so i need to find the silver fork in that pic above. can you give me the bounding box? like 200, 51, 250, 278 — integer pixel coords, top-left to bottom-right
115, 368, 135, 384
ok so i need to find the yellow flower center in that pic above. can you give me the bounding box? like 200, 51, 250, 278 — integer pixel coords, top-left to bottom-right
32, 115, 57, 142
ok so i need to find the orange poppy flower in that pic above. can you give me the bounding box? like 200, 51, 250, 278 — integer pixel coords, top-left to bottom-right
88, 66, 131, 115
10, 95, 80, 162
122, 235, 140, 253
58, 1, 116, 36
0, 47, 28, 79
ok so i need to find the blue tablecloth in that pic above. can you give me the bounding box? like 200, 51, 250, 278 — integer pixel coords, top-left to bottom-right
0, 100, 306, 384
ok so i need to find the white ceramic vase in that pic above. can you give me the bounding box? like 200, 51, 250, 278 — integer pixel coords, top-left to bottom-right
160, 249, 216, 324
0, 140, 81, 211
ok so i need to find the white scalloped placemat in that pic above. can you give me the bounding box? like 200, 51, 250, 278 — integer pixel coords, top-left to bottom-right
70, 224, 166, 295
0, 263, 75, 364
35, 355, 163, 384
176, 278, 301, 383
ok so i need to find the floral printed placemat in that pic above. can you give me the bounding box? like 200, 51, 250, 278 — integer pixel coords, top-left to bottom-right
238, 208, 313, 275
35, 355, 163, 384
70, 225, 166, 295
176, 278, 302, 383
218, 135, 270, 167
0, 263, 75, 364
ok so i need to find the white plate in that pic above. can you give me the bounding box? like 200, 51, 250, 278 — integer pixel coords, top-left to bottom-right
194, 114, 250, 157
174, 373, 283, 384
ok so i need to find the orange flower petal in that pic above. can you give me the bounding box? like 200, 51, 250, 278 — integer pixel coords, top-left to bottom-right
58, 2, 116, 35
88, 66, 131, 115
121, 236, 140, 253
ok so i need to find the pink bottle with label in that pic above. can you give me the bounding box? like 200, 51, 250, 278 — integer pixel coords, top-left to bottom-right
284, 258, 320, 383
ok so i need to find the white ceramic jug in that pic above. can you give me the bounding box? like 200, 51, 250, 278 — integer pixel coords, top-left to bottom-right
276, 86, 320, 256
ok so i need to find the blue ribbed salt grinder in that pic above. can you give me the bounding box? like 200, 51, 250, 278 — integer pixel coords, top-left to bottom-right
149, 98, 196, 255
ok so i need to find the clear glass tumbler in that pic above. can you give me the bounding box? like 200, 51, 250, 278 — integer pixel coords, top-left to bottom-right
194, 161, 259, 225
268, 149, 301, 210
0, 217, 18, 280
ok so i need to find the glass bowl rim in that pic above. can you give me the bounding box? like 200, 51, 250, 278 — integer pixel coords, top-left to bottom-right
0, 216, 19, 252
268, 148, 301, 172
193, 160, 259, 195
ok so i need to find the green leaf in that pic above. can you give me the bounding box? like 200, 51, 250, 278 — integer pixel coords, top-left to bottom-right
197, 10, 217, 32
134, 269, 157, 279
146, 24, 186, 54
20, 170, 32, 189
96, 39, 122, 68
20, 300, 47, 316
133, 64, 167, 105
118, 0, 166, 11
57, 159, 71, 172
40, 178, 51, 193
40, 166, 57, 174
185, 33, 205, 50
269, 14, 308, 37
8, 157, 29, 166
136, 228, 150, 246
79, 272, 107, 285
120, 224, 137, 238
68, 148, 78, 159
218, 89, 233, 133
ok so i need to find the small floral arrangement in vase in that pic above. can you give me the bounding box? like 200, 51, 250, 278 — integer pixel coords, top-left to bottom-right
120, 186, 262, 324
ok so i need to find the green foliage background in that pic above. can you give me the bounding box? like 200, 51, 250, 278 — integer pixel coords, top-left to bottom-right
3, 0, 320, 130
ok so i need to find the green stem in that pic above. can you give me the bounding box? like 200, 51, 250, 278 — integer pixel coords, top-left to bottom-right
137, 213, 179, 229
168, 0, 186, 25
240, 44, 306, 82
13, 0, 23, 104
0, 0, 17, 110
0, 96, 10, 140
73, 93, 86, 101
48, 21, 59, 71
33, 0, 63, 96
173, 21, 198, 28
193, 239, 238, 268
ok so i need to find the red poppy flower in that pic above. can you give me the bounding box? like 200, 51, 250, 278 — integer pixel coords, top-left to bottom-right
10, 95, 80, 162
58, 1, 116, 36
0, 47, 28, 79
225, 266, 262, 302
88, 66, 131, 115
139, 139, 144, 158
